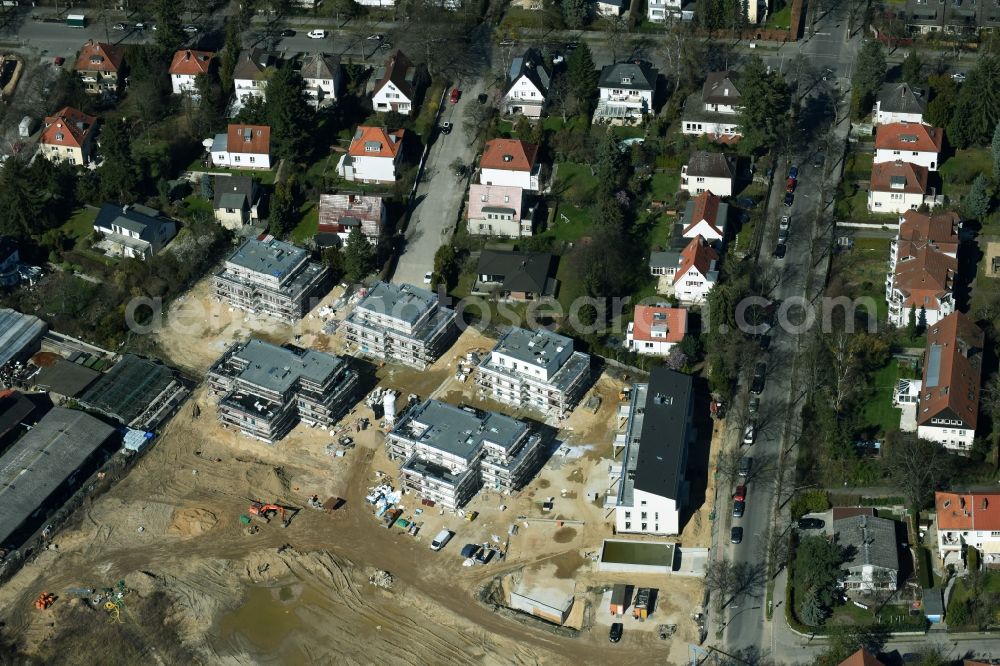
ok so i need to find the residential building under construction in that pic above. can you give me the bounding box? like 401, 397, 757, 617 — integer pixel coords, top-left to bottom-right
207, 338, 357, 443
385, 399, 544, 509
342, 282, 458, 369
212, 236, 330, 323
475, 326, 591, 417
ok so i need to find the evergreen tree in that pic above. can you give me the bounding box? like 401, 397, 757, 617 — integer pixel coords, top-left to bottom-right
566, 43, 598, 115
220, 22, 243, 93
924, 75, 958, 128
343, 228, 376, 283
901, 50, 925, 88
964, 173, 993, 219
152, 0, 185, 54
267, 178, 297, 237
322, 245, 345, 283
851, 40, 887, 120
560, 0, 590, 29
266, 64, 315, 161
96, 118, 140, 203
0, 157, 44, 238
992, 121, 1000, 178
736, 56, 791, 155
948, 55, 1000, 147
594, 128, 626, 194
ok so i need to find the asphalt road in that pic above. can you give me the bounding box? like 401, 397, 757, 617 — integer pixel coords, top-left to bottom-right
713, 0, 858, 659
391, 78, 486, 287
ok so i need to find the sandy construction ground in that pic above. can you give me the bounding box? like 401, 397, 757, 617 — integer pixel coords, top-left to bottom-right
2, 303, 713, 664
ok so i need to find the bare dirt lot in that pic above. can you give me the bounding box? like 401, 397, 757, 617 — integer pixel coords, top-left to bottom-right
1, 320, 711, 664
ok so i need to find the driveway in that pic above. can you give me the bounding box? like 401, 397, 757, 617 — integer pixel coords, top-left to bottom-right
392, 78, 485, 287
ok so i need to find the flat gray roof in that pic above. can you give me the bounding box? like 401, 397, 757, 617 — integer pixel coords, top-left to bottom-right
33, 358, 100, 398
229, 339, 346, 393
649, 251, 680, 269
0, 407, 116, 545
356, 282, 440, 326
494, 327, 573, 368
227, 237, 309, 280
0, 309, 47, 368
394, 400, 527, 461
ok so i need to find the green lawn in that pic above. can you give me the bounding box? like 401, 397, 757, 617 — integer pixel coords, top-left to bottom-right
946, 573, 1000, 626
182, 195, 214, 218
612, 125, 646, 140
642, 212, 675, 251
827, 599, 923, 630
650, 171, 680, 200
941, 146, 992, 198
844, 152, 874, 180
542, 115, 590, 134
544, 203, 591, 242
828, 237, 891, 322
859, 360, 903, 437
765, 3, 793, 29
184, 156, 277, 185
61, 207, 98, 246
290, 202, 319, 245
553, 162, 600, 205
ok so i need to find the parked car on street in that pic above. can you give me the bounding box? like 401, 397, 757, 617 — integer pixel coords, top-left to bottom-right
731, 526, 744, 544
734, 485, 747, 502
952, 71, 967, 83
788, 165, 798, 180
440, 121, 452, 134
783, 192, 794, 207
450, 88, 461, 103
307, 29, 326, 38
279, 29, 296, 37
112, 22, 128, 30
785, 177, 796, 193
609, 622, 623, 643
183, 24, 199, 33
732, 500, 745, 518
742, 423, 755, 445
750, 363, 766, 394
779, 215, 790, 230
738, 456, 752, 477
774, 243, 787, 259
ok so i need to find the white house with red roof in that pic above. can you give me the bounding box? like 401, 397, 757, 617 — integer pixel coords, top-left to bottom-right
169, 49, 214, 95
39, 107, 98, 166
466, 184, 535, 237
337, 126, 406, 184
650, 236, 719, 304
681, 190, 727, 244
211, 124, 272, 170
874, 122, 943, 171
480, 138, 540, 191
868, 161, 929, 214
935, 490, 1000, 567
626, 305, 688, 356
916, 312, 983, 451
886, 210, 960, 327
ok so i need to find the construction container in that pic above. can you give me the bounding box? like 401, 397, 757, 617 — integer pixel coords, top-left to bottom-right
633, 587, 651, 621
610, 583, 629, 617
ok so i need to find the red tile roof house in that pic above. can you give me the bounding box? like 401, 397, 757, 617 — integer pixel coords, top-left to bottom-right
169, 49, 214, 96
210, 124, 272, 170
914, 312, 984, 452
39, 107, 98, 166
838, 648, 886, 666
681, 190, 728, 244
337, 126, 406, 184
874, 121, 944, 171
74, 40, 125, 95
316, 193, 385, 247
479, 138, 540, 191
626, 305, 688, 356
867, 160, 929, 214
466, 184, 536, 238
885, 210, 960, 327
935, 490, 1000, 568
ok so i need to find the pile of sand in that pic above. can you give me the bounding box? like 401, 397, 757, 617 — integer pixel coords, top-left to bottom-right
168, 508, 218, 537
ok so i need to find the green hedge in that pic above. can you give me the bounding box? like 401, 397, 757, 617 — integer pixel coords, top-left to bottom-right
917, 547, 934, 589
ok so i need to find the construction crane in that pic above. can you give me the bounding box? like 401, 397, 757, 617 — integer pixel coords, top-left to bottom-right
247, 501, 294, 527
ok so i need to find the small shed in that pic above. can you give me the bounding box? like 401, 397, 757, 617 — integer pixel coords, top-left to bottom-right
18, 116, 35, 138
922, 588, 943, 623
610, 583, 630, 617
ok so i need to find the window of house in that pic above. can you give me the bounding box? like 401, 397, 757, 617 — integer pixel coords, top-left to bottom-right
696, 177, 705, 183
234, 155, 241, 162
641, 522, 647, 530
640, 501, 646, 506
624, 511, 631, 519
625, 522, 631, 530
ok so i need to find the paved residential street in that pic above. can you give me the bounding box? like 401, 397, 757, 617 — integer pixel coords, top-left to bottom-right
392, 78, 485, 287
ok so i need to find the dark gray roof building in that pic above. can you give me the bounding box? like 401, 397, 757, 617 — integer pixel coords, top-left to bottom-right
0, 309, 47, 369
78, 354, 189, 431
507, 48, 550, 95
0, 407, 117, 547
475, 250, 557, 298
598, 61, 658, 92
876, 82, 926, 116
834, 514, 901, 590
685, 151, 735, 179
701, 70, 742, 107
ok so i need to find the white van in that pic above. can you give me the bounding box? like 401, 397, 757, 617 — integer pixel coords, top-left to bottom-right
430, 529, 453, 551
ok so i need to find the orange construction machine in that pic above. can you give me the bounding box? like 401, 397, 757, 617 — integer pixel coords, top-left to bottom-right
248, 501, 292, 527
34, 592, 55, 610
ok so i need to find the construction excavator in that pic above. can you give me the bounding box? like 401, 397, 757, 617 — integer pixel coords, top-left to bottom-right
247, 501, 295, 527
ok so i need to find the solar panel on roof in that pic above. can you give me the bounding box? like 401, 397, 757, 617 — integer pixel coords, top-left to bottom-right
926, 344, 942, 387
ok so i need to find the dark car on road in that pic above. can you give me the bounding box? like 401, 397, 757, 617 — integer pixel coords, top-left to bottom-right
477, 93, 488, 104
460, 543, 480, 558
750, 362, 766, 395
788, 165, 798, 180
774, 243, 787, 259
783, 192, 794, 207
732, 500, 745, 518
609, 622, 623, 643
797, 517, 825, 530
785, 177, 796, 193
279, 29, 296, 37
758, 334, 771, 351
731, 526, 744, 544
